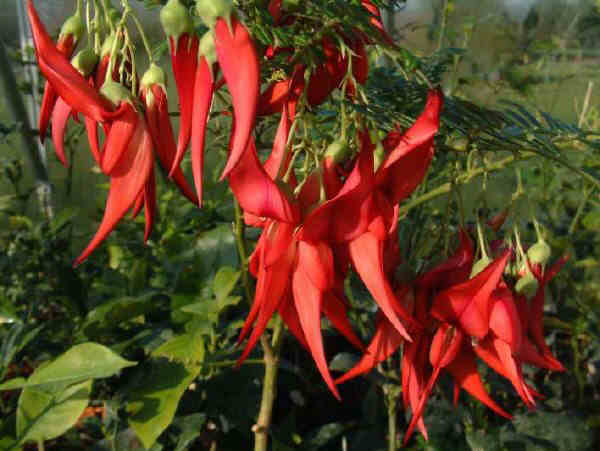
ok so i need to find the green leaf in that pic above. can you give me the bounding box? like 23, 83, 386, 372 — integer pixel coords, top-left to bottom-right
172, 414, 207, 451
0, 343, 136, 391
128, 332, 205, 449
48, 207, 76, 235
512, 411, 593, 451
212, 266, 241, 302
16, 378, 92, 443
82, 294, 163, 338
0, 296, 18, 325
329, 352, 359, 372
582, 210, 600, 231
0, 324, 41, 376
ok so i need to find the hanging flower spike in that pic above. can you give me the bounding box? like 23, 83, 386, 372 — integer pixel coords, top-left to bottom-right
74, 93, 154, 265
196, 0, 260, 179
51, 49, 99, 167
431, 250, 511, 339
38, 3, 84, 143
140, 64, 198, 205
168, 32, 217, 206
161, 0, 199, 159
27, 0, 114, 123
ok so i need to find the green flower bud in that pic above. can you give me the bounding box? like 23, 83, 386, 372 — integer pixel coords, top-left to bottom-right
71, 49, 98, 77
470, 256, 492, 278
515, 273, 539, 300
199, 31, 217, 66
527, 240, 551, 266
195, 0, 233, 28
161, 0, 194, 39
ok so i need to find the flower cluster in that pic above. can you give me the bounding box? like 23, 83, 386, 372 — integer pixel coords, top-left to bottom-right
28, 0, 565, 445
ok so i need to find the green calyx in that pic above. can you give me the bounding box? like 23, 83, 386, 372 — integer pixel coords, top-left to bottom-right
71, 49, 99, 77
161, 0, 194, 39
515, 273, 539, 300
195, 0, 233, 29
141, 63, 166, 89
527, 240, 551, 266
324, 139, 349, 165
100, 34, 117, 58
101, 79, 132, 107
60, 12, 85, 42
199, 31, 217, 66
470, 256, 492, 278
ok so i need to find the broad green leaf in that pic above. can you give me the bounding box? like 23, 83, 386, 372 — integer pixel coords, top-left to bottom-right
16, 379, 91, 443
0, 343, 136, 391
128, 332, 205, 449
212, 266, 241, 302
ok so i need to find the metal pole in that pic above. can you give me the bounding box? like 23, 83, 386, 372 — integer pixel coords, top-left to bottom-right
0, 39, 53, 218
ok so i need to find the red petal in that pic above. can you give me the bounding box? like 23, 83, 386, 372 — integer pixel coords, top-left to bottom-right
263, 103, 292, 179
143, 168, 156, 242
39, 34, 76, 142
489, 285, 522, 352
189, 57, 215, 205
376, 90, 443, 204
84, 117, 102, 165
322, 293, 365, 352
292, 255, 341, 399
431, 250, 510, 338
297, 240, 334, 292
237, 240, 295, 364
171, 34, 199, 158
335, 313, 403, 384
279, 293, 309, 350
229, 138, 299, 224
27, 1, 113, 122
50, 97, 72, 167
100, 103, 138, 174
417, 228, 474, 289
143, 85, 198, 205
215, 16, 260, 179
348, 231, 419, 340
74, 118, 153, 265
301, 148, 375, 243
445, 345, 512, 419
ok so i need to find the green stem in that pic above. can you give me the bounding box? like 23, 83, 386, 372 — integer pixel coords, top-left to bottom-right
233, 200, 284, 451
385, 386, 400, 451
438, 0, 449, 51
254, 320, 284, 451
400, 154, 531, 216
234, 200, 253, 304
37, 440, 44, 451
568, 185, 593, 235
